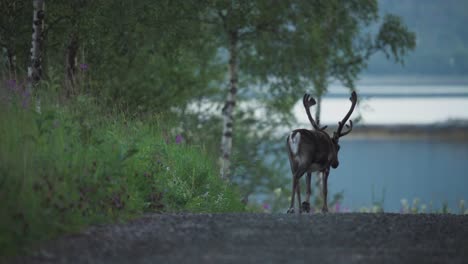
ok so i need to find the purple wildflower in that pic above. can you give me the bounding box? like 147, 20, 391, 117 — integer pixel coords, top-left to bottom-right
79, 63, 89, 71
6, 79, 17, 90
175, 134, 183, 144
21, 89, 31, 109
262, 203, 270, 210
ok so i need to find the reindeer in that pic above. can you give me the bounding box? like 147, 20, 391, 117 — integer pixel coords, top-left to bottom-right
286, 91, 357, 213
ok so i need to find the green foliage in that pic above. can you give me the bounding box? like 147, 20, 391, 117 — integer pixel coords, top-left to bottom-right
0, 0, 223, 112
0, 0, 30, 75
0, 89, 244, 256
375, 14, 416, 64
85, 2, 222, 111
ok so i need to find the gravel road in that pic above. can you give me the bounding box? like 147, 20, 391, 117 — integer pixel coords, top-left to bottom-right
11, 213, 468, 264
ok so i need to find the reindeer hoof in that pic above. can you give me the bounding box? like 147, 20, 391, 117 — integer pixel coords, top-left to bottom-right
287, 208, 295, 214
321, 207, 329, 213
301, 202, 311, 213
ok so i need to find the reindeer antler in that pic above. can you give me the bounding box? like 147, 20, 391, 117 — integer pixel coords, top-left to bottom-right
334, 91, 357, 140
303, 94, 328, 131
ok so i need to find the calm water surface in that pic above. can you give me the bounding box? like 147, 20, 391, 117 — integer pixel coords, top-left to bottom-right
328, 138, 468, 212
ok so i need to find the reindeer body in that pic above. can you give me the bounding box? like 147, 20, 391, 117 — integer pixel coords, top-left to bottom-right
287, 129, 335, 173
286, 129, 336, 214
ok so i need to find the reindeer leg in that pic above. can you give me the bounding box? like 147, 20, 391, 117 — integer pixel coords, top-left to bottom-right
302, 172, 312, 213
287, 177, 297, 214
296, 179, 302, 213
317, 171, 323, 201
321, 169, 329, 213
287, 168, 307, 214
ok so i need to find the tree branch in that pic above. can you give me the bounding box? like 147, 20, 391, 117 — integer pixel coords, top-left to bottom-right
238, 20, 280, 40
42, 15, 72, 37
217, 9, 227, 30
179, 15, 219, 25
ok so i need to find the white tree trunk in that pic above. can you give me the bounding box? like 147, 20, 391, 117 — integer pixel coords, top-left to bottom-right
315, 95, 322, 126
27, 0, 45, 90
220, 30, 238, 180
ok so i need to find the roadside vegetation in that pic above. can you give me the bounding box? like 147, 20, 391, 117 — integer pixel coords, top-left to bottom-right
0, 85, 245, 256
330, 198, 468, 214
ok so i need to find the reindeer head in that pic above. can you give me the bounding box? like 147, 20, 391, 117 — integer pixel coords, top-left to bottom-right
331, 91, 357, 168
302, 91, 357, 169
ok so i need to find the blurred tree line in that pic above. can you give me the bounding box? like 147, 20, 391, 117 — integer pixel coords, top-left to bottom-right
0, 0, 414, 211
367, 0, 468, 75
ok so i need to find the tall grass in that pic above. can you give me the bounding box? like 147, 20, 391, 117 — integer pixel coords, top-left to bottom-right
0, 90, 245, 255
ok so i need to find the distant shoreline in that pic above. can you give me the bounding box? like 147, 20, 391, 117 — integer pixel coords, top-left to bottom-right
331, 125, 468, 141
357, 75, 468, 86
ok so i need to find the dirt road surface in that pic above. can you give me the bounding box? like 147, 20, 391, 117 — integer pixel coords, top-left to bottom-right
11, 213, 468, 264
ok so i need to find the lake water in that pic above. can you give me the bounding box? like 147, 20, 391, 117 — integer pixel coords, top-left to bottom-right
324, 138, 468, 212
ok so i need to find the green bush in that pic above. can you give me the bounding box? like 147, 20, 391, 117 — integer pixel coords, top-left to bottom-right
0, 92, 245, 256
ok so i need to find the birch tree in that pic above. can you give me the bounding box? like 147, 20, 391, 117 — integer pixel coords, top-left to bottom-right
197, 1, 295, 180
27, 0, 45, 90
216, 8, 240, 181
